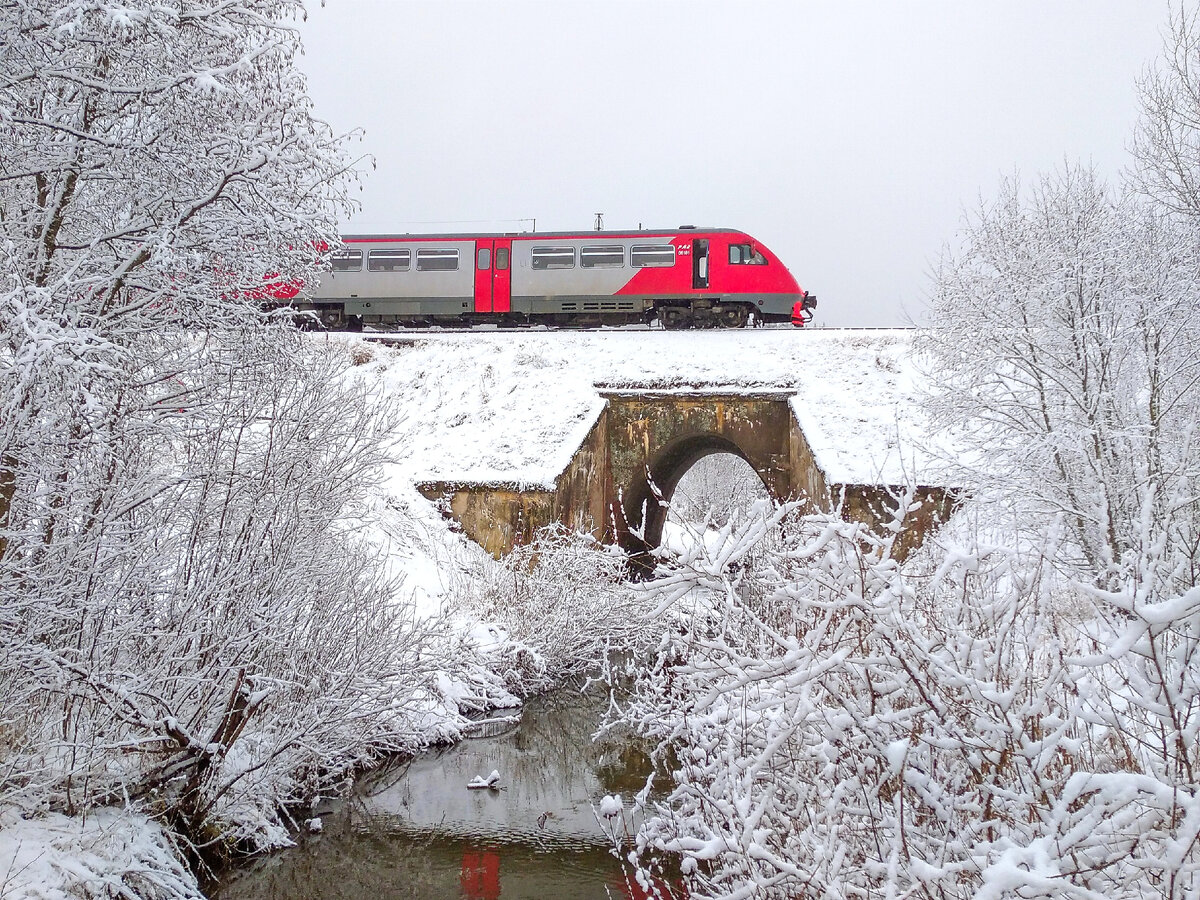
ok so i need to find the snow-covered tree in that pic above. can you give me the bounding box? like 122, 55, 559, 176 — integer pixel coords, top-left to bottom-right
0, 0, 442, 859
613, 11, 1200, 896
920, 165, 1200, 591
0, 0, 355, 321
1133, 2, 1200, 217
0, 0, 359, 524
0, 334, 449, 840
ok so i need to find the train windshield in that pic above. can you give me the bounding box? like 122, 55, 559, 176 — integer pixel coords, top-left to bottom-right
729, 243, 767, 265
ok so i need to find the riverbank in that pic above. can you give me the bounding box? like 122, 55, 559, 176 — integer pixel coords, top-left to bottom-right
0, 647, 552, 899
0, 807, 201, 899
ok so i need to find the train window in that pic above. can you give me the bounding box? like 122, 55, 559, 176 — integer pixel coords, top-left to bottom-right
580, 246, 625, 268
496, 247, 510, 270
630, 245, 675, 268
367, 248, 411, 272
416, 248, 459, 271
477, 247, 491, 270
331, 249, 362, 272
729, 243, 767, 265
531, 247, 576, 270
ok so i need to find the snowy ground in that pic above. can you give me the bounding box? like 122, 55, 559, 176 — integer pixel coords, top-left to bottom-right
0, 808, 201, 900
338, 327, 949, 615
342, 327, 943, 491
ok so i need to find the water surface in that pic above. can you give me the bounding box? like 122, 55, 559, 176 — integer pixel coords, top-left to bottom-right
214, 688, 661, 900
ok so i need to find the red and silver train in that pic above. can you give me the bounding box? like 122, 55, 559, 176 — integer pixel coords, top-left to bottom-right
292, 226, 815, 330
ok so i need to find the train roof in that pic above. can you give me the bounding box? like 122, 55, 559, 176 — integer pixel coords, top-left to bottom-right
340, 226, 742, 241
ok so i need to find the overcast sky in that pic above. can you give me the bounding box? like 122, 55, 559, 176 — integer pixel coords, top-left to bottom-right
297, 2, 1168, 327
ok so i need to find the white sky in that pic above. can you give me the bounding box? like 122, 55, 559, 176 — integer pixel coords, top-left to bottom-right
298, 1, 1168, 327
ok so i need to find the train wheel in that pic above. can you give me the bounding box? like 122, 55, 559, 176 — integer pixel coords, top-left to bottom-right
315, 307, 345, 330
657, 306, 690, 330
721, 306, 749, 328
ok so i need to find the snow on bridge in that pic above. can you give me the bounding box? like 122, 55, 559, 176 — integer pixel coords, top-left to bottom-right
337, 329, 958, 560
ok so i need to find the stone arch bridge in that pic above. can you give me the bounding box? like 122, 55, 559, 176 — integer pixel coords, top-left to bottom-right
418, 385, 956, 564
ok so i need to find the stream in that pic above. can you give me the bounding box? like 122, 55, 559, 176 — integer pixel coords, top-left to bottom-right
213, 686, 665, 900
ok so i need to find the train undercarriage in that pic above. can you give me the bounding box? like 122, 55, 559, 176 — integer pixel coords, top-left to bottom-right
301, 299, 792, 332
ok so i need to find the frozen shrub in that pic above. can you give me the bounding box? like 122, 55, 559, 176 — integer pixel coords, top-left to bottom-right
456, 524, 654, 692
348, 340, 376, 367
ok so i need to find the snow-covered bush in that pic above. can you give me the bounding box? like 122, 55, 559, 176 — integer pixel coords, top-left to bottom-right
0, 807, 203, 900
617, 495, 1200, 899
616, 64, 1200, 893
455, 524, 655, 694
0, 0, 433, 865
618, 499, 934, 898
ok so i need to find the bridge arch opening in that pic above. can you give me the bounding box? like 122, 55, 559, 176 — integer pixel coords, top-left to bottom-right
620, 434, 777, 564
668, 452, 770, 528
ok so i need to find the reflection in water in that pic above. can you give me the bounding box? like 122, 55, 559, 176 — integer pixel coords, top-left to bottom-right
214, 688, 669, 900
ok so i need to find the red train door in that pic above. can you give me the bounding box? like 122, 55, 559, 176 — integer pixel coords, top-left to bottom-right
492, 238, 511, 313
474, 240, 495, 313
473, 239, 512, 315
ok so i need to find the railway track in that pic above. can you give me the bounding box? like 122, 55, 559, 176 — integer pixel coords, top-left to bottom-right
350, 325, 913, 340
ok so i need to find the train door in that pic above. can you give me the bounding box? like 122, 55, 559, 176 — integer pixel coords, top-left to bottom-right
474, 240, 495, 313
473, 238, 512, 315
692, 238, 709, 290
492, 238, 511, 313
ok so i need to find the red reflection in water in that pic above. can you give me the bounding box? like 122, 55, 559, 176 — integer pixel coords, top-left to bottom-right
459, 849, 500, 899
458, 846, 685, 899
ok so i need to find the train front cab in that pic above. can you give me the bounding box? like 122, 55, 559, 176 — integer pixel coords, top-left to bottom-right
708, 231, 810, 326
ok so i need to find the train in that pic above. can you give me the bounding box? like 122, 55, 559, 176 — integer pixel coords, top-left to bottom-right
283, 226, 816, 330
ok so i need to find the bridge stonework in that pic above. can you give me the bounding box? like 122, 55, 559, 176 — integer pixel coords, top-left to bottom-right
418, 387, 955, 563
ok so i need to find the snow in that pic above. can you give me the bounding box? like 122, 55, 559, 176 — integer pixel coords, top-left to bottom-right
599, 793, 624, 818
334, 328, 947, 493
661, 520, 725, 558
885, 739, 909, 775
467, 769, 502, 789
0, 807, 202, 900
